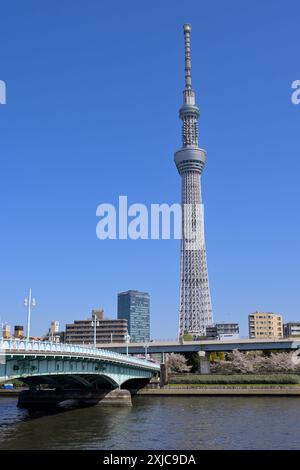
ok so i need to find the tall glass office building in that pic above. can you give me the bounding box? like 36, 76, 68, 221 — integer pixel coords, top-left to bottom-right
117, 290, 150, 343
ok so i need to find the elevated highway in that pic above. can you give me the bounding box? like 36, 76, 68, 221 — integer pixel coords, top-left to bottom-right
98, 338, 300, 356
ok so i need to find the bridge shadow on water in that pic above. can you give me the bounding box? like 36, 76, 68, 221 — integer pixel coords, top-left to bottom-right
16, 376, 150, 413
0, 394, 134, 450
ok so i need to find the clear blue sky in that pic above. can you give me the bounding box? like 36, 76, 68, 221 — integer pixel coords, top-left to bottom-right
1, 0, 299, 339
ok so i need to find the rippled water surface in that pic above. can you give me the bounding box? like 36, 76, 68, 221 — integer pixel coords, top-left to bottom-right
0, 396, 299, 449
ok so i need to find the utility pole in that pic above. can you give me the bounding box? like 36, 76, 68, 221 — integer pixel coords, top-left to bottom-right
24, 288, 36, 341
91, 313, 99, 348
125, 333, 130, 355
144, 342, 149, 360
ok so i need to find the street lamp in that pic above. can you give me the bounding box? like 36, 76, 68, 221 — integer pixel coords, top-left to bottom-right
91, 314, 100, 348
24, 288, 36, 341
144, 342, 149, 360
125, 333, 131, 355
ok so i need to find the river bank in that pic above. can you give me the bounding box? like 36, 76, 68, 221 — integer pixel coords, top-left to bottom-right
2, 385, 300, 398
138, 385, 300, 396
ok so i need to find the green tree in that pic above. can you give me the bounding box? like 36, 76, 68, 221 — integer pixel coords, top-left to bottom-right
185, 352, 200, 372
182, 332, 193, 341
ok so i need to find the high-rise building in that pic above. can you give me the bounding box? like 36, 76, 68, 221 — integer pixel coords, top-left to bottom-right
248, 312, 283, 339
65, 310, 127, 345
284, 322, 300, 338
174, 24, 213, 337
117, 290, 150, 343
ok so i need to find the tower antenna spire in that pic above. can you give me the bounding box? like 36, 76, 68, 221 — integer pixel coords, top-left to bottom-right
183, 24, 192, 89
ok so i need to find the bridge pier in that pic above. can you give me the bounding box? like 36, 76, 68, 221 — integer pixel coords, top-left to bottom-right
97, 389, 132, 406
160, 362, 168, 386
198, 351, 211, 374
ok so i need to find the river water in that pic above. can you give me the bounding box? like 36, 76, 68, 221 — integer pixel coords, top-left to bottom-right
0, 395, 299, 449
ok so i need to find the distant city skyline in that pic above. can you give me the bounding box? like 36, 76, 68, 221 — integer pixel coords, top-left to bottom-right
1, 1, 300, 339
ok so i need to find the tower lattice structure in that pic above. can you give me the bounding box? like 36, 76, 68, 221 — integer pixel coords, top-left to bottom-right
174, 24, 213, 337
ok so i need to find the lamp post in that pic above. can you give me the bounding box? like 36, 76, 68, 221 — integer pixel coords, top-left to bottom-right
144, 342, 149, 360
24, 288, 36, 341
125, 333, 130, 356
91, 313, 100, 348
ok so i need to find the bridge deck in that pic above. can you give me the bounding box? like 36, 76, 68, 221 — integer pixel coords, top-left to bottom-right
0, 339, 160, 372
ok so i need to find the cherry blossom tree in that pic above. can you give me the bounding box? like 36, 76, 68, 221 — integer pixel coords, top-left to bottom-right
167, 353, 192, 373
211, 349, 298, 374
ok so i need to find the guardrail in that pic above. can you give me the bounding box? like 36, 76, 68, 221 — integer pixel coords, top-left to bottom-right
0, 339, 160, 371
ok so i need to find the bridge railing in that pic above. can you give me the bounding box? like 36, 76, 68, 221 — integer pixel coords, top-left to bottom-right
0, 339, 160, 371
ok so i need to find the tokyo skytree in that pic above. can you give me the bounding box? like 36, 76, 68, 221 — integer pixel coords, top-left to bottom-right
174, 24, 213, 337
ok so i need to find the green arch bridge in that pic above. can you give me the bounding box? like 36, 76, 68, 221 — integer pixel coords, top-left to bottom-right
0, 339, 160, 408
